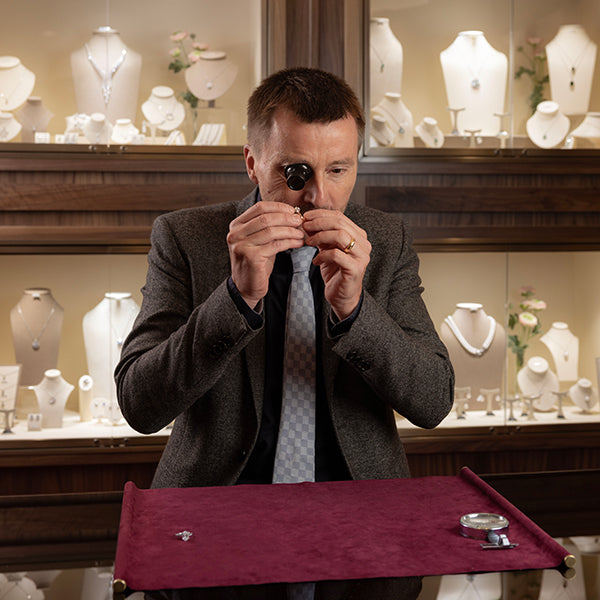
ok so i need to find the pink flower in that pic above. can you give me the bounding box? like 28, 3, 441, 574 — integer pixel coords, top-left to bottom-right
169, 47, 181, 57
192, 42, 209, 51
188, 50, 203, 63
170, 31, 188, 42
527, 37, 542, 46
519, 312, 538, 328
519, 285, 536, 295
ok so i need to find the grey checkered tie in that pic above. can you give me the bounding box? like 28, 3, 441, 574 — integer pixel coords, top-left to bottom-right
273, 246, 317, 484
273, 246, 317, 600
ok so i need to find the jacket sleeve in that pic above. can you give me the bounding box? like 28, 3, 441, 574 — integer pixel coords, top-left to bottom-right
331, 217, 454, 429
115, 213, 261, 434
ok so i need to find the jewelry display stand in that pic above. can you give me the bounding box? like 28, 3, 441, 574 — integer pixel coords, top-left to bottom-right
71, 26, 142, 124
32, 369, 74, 428
540, 321, 579, 381
78, 374, 94, 422
440, 31, 508, 136
10, 288, 64, 387
0, 365, 21, 435
15, 96, 53, 143
192, 122, 227, 146
416, 117, 444, 148
141, 86, 185, 134
526, 101, 570, 149
0, 55, 35, 112
441, 303, 505, 404
110, 118, 139, 144
517, 357, 560, 412
570, 112, 600, 148
0, 111, 22, 142
83, 293, 140, 426
569, 378, 598, 413
546, 24, 597, 116
371, 92, 414, 148
369, 17, 403, 108
82, 112, 113, 144
184, 51, 238, 105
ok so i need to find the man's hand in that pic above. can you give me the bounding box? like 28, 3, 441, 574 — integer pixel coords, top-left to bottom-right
227, 202, 305, 309
302, 209, 371, 320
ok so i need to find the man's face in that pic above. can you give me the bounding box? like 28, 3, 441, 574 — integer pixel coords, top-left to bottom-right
244, 107, 359, 213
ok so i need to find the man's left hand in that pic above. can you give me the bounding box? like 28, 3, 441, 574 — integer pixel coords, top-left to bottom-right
302, 209, 371, 321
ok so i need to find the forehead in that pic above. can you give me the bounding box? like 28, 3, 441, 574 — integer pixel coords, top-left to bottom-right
263, 108, 358, 160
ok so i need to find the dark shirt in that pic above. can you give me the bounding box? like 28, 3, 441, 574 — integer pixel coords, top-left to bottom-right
230, 251, 353, 484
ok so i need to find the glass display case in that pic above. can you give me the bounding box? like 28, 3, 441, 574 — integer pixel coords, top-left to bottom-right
367, 0, 600, 152
0, 0, 263, 147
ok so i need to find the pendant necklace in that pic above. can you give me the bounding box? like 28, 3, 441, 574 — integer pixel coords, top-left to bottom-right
444, 315, 496, 357
17, 304, 56, 351
540, 116, 561, 142
555, 39, 591, 90
203, 63, 233, 91
466, 53, 488, 90
110, 306, 137, 348
370, 44, 390, 72
85, 43, 127, 106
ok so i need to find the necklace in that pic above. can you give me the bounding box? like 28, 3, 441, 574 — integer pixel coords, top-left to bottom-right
465, 52, 490, 90
444, 315, 496, 357
370, 44, 390, 72
374, 102, 409, 136
17, 303, 56, 351
110, 306, 137, 348
554, 39, 592, 90
85, 43, 127, 106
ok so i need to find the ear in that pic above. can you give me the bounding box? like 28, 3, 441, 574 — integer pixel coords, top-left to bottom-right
243, 144, 259, 185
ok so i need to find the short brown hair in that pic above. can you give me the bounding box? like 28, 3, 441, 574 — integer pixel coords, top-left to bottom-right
247, 67, 365, 150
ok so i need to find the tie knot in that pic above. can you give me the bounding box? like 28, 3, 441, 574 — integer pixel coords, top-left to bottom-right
291, 246, 316, 274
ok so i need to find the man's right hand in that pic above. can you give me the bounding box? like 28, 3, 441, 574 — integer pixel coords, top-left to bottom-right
227, 201, 306, 309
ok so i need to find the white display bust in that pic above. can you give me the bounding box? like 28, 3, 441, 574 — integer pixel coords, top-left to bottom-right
71, 27, 142, 123
82, 112, 113, 144
546, 25, 597, 116
32, 369, 74, 428
415, 117, 444, 148
0, 56, 35, 112
526, 101, 570, 149
10, 288, 64, 387
0, 112, 22, 142
440, 31, 508, 136
16, 96, 53, 143
540, 321, 579, 381
369, 17, 403, 108
440, 302, 505, 401
110, 117, 139, 144
371, 92, 414, 148
83, 292, 140, 419
569, 378, 598, 413
570, 112, 600, 148
142, 85, 185, 132
185, 51, 238, 103
517, 356, 559, 411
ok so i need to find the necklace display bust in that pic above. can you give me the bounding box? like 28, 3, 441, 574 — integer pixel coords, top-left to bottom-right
0, 56, 35, 112
546, 24, 597, 115
570, 112, 600, 148
440, 31, 508, 136
142, 85, 185, 132
517, 356, 560, 411
415, 117, 444, 148
15, 96, 53, 142
440, 302, 505, 402
10, 288, 64, 387
569, 378, 598, 413
32, 369, 74, 428
0, 112, 21, 142
540, 321, 579, 381
371, 92, 414, 148
369, 17, 403, 108
71, 26, 142, 123
184, 51, 238, 103
111, 118, 139, 144
526, 101, 570, 149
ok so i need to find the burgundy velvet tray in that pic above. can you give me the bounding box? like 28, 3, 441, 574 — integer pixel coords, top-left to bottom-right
113, 467, 572, 591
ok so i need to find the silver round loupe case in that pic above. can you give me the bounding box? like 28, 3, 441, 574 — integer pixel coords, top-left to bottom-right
460, 513, 509, 540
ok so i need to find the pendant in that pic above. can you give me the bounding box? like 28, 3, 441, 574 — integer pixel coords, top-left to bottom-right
32, 340, 40, 351
206, 81, 214, 90
117, 338, 124, 347
380, 63, 384, 72
564, 351, 569, 361
570, 80, 575, 90
471, 78, 480, 90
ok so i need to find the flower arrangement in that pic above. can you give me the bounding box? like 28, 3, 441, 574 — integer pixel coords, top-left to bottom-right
515, 37, 550, 114
168, 31, 209, 111
508, 286, 547, 372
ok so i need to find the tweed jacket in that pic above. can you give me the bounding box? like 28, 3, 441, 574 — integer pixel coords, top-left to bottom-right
115, 190, 454, 489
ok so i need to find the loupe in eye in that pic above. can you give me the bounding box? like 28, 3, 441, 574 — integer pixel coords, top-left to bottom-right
285, 163, 313, 191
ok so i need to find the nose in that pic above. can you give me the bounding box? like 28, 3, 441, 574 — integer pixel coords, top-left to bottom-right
302, 172, 330, 209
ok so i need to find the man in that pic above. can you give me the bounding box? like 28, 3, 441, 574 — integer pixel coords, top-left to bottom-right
116, 67, 454, 599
